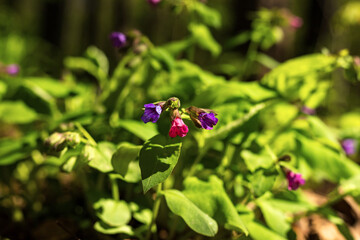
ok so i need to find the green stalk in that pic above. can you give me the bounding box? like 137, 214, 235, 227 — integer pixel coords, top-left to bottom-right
236, 40, 259, 81
146, 183, 162, 240
75, 122, 97, 146
110, 176, 120, 201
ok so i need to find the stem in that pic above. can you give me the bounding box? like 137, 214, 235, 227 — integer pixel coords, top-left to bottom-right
168, 216, 180, 240
110, 176, 120, 201
186, 150, 207, 178
75, 122, 97, 146
238, 40, 259, 80
206, 102, 269, 142
146, 183, 162, 240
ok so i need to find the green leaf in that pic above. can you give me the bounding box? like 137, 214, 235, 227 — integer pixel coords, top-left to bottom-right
14, 83, 57, 115
86, 46, 109, 76
245, 221, 287, 240
182, 176, 248, 235
94, 221, 133, 235
111, 142, 142, 177
189, 23, 221, 56
64, 56, 107, 88
88, 142, 116, 173
0, 134, 37, 165
117, 120, 159, 141
262, 54, 336, 100
307, 116, 339, 145
257, 199, 291, 236
24, 77, 73, 98
139, 134, 182, 193
0, 101, 38, 123
238, 207, 286, 240
93, 198, 131, 227
188, 2, 221, 28
0, 81, 7, 99
241, 150, 275, 172
161, 39, 193, 57
163, 189, 218, 237
296, 134, 360, 182
133, 209, 152, 226
248, 168, 277, 197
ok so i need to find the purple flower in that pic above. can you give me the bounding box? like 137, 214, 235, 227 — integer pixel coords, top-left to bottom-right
147, 0, 161, 6
286, 171, 305, 191
141, 103, 162, 123
110, 32, 126, 48
301, 106, 316, 115
6, 64, 20, 76
341, 139, 357, 155
199, 112, 218, 130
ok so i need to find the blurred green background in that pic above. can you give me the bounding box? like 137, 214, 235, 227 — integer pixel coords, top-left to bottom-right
1, 0, 360, 112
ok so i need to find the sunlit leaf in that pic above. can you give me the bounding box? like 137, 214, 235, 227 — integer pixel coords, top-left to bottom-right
182, 176, 248, 235
93, 198, 131, 227
111, 142, 142, 177
139, 134, 182, 193
163, 189, 218, 237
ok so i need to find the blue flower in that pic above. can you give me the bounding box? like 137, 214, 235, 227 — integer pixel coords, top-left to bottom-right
199, 112, 218, 130
141, 103, 162, 123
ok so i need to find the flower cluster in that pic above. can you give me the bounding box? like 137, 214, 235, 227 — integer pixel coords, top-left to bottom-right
141, 97, 218, 138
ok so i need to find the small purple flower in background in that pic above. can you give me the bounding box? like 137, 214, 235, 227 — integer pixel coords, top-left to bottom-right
110, 32, 126, 48
341, 139, 357, 155
301, 106, 316, 115
147, 0, 161, 6
286, 171, 305, 190
354, 56, 360, 67
199, 112, 218, 130
289, 16, 303, 29
141, 103, 162, 123
6, 64, 20, 76
169, 117, 188, 138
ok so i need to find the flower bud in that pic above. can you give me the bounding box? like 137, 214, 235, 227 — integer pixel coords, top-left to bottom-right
45, 132, 81, 151
64, 132, 81, 148
45, 132, 67, 151
165, 97, 181, 110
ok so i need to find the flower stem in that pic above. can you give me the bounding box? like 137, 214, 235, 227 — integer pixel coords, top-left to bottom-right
110, 176, 120, 201
146, 183, 162, 240
75, 122, 97, 146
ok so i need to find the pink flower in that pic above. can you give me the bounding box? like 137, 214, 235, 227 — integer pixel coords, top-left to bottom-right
290, 16, 303, 29
169, 118, 188, 138
286, 171, 305, 190
147, 0, 161, 6
6, 64, 20, 76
